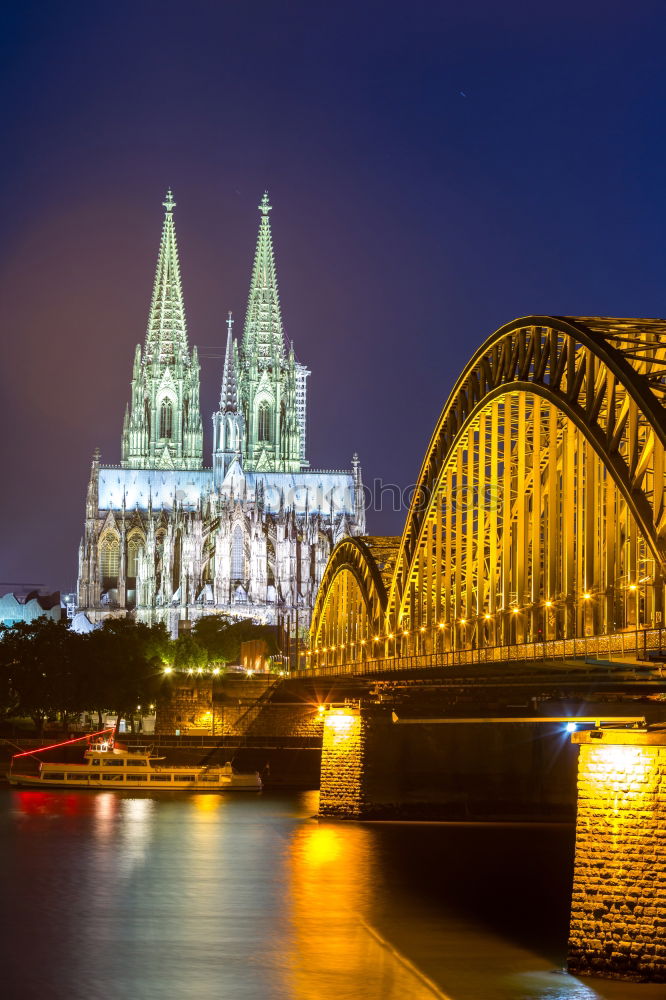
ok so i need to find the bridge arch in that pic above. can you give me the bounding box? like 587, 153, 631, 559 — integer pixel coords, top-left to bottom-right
388, 315, 666, 651
308, 537, 398, 669
307, 316, 666, 668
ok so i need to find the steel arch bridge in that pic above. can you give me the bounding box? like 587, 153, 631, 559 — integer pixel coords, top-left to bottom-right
304, 315, 666, 674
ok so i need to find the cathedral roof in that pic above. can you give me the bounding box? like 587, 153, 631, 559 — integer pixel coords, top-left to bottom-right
98, 466, 358, 515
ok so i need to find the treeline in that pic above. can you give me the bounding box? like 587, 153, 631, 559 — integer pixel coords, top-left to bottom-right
0, 615, 278, 735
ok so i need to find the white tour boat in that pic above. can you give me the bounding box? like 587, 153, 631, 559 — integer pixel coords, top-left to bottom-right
9, 730, 262, 792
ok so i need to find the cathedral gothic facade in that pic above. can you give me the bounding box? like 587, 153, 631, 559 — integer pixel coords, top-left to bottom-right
77, 192, 365, 631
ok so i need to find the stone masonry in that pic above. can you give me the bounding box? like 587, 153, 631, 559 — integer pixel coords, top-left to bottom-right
156, 674, 324, 741
568, 729, 666, 982
318, 705, 400, 818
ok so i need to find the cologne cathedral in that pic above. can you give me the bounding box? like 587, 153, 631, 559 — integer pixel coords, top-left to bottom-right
76, 191, 365, 631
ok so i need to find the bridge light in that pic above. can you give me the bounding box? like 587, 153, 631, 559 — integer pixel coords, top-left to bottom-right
387, 633, 394, 640
402, 630, 409, 636
629, 584, 638, 592
373, 636, 380, 642
460, 618, 466, 625
326, 710, 356, 735
360, 639, 366, 645
420, 626, 426, 632
317, 705, 326, 715
566, 722, 577, 734
163, 666, 173, 675
438, 622, 445, 629
545, 600, 553, 608
512, 608, 519, 615
212, 667, 220, 675
484, 613, 491, 621
583, 592, 591, 601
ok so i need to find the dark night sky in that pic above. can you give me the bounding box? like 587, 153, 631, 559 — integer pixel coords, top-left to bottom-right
2, 0, 666, 591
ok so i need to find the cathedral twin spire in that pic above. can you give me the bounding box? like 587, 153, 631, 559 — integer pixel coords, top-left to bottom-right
122, 189, 306, 477
242, 192, 287, 363
213, 191, 305, 479
121, 190, 203, 470
144, 190, 189, 363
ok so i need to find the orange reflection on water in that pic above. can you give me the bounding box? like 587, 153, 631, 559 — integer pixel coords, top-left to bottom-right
283, 820, 443, 1000
192, 793, 223, 813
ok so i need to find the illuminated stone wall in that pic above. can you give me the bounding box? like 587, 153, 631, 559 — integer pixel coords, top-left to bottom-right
568, 730, 666, 982
319, 710, 366, 817
156, 675, 323, 740
319, 707, 400, 818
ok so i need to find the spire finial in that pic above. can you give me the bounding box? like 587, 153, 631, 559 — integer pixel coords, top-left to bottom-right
227, 310, 234, 335
259, 191, 271, 215
163, 189, 176, 212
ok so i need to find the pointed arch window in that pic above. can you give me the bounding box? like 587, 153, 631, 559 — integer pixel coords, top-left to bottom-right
231, 525, 246, 581
100, 535, 120, 579
127, 536, 144, 577
258, 401, 271, 442
160, 399, 173, 439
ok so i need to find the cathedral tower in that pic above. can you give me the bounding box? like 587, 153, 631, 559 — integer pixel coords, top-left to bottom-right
121, 191, 204, 469
237, 193, 309, 473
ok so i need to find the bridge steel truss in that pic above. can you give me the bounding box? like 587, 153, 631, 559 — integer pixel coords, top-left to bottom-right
306, 537, 395, 669
307, 316, 666, 672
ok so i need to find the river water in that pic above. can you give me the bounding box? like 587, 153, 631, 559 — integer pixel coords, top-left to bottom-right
0, 788, 663, 1000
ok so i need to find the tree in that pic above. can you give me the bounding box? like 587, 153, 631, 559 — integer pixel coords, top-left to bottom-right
86, 619, 171, 732
192, 615, 278, 664
173, 632, 207, 671
0, 618, 87, 734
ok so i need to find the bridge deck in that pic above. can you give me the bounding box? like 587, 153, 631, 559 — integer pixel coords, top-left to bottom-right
297, 626, 666, 679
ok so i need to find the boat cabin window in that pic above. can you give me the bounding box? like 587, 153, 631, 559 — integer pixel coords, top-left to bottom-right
91, 759, 100, 766
102, 759, 124, 767
150, 774, 171, 781
47, 773, 64, 780
180, 774, 195, 781
102, 774, 124, 781
128, 759, 147, 766
131, 774, 147, 781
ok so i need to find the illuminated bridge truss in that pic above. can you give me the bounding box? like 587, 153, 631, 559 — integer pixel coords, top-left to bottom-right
307, 316, 666, 672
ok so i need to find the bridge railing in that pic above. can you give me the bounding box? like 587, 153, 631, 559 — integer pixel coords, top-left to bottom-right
295, 626, 666, 677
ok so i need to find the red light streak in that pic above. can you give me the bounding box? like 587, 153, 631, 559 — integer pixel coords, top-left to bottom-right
11, 727, 115, 759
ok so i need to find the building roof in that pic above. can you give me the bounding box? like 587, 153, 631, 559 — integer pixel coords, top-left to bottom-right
98, 466, 357, 515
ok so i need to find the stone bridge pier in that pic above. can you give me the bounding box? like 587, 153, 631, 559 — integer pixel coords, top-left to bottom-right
318, 703, 666, 982
317, 700, 580, 820
568, 729, 666, 982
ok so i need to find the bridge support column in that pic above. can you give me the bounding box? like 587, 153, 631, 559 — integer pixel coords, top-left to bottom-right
569, 729, 666, 982
318, 705, 398, 819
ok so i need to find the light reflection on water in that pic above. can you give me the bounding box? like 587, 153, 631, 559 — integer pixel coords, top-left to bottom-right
1, 789, 662, 1000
